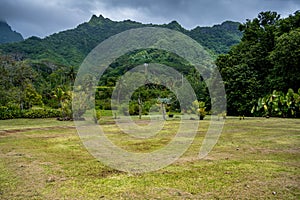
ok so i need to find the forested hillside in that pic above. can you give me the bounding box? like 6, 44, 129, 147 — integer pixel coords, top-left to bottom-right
0, 15, 242, 119
0, 15, 241, 67
189, 21, 242, 54
0, 11, 299, 119
0, 21, 24, 44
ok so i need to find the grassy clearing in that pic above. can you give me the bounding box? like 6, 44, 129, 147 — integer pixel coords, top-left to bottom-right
0, 117, 299, 199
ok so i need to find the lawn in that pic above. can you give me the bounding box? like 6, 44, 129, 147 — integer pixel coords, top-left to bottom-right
0, 117, 299, 199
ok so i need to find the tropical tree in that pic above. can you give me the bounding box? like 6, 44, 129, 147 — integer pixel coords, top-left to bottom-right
157, 97, 171, 120
53, 87, 72, 118
216, 11, 300, 116
23, 83, 43, 108
189, 100, 207, 120
269, 28, 300, 91
53, 87, 69, 107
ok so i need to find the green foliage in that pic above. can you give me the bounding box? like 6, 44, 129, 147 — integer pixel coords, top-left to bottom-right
93, 109, 101, 124
216, 11, 300, 116
189, 21, 242, 55
72, 83, 96, 120
0, 16, 241, 67
1, 12, 299, 118
269, 28, 300, 91
22, 108, 61, 119
52, 87, 70, 107
97, 48, 210, 116
23, 83, 43, 108
0, 16, 242, 119
189, 100, 207, 119
0, 106, 60, 120
252, 88, 300, 117
0, 105, 22, 119
0, 56, 41, 109
52, 87, 89, 120
99, 49, 194, 86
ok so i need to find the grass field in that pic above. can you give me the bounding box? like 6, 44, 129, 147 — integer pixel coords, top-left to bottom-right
0, 116, 299, 199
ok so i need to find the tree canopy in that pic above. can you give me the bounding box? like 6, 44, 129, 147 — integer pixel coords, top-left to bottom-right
216, 11, 300, 116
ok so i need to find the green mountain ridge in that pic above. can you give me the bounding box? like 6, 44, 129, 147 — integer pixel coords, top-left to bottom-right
190, 21, 243, 54
0, 21, 24, 44
0, 11, 299, 119
0, 15, 242, 67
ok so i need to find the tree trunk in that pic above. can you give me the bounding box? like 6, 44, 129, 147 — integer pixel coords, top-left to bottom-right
161, 103, 166, 120
138, 95, 142, 119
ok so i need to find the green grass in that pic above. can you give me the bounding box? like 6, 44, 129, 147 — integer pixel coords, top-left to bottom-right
0, 117, 299, 199
0, 118, 74, 130
100, 110, 114, 117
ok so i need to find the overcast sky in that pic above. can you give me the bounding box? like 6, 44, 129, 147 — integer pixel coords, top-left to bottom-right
1, 0, 299, 39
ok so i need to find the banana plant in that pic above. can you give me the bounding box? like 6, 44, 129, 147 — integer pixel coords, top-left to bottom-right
252, 88, 300, 117
253, 95, 270, 116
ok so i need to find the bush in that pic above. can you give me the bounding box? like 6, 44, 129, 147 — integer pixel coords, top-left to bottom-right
22, 109, 61, 119
251, 88, 300, 118
0, 107, 61, 120
0, 106, 22, 119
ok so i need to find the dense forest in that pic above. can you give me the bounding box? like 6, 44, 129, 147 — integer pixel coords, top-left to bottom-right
0, 15, 241, 66
0, 11, 299, 120
216, 11, 300, 117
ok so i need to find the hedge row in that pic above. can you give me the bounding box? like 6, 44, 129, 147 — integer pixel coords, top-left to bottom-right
0, 107, 61, 120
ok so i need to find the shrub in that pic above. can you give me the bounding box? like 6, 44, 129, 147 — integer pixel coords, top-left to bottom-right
0, 107, 61, 120
0, 106, 22, 120
22, 109, 61, 119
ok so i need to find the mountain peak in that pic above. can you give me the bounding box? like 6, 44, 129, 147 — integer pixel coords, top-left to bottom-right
0, 21, 24, 44
169, 20, 180, 25
90, 14, 105, 21
0, 15, 242, 66
0, 21, 10, 28
165, 20, 186, 32
87, 14, 111, 26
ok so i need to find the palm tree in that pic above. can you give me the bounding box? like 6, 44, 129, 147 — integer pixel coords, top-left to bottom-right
53, 87, 71, 118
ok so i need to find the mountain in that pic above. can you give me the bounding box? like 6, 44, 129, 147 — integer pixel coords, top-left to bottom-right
0, 15, 242, 67
0, 21, 24, 44
189, 21, 243, 54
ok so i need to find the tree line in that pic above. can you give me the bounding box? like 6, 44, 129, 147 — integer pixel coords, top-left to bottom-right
216, 11, 300, 116
0, 11, 299, 119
